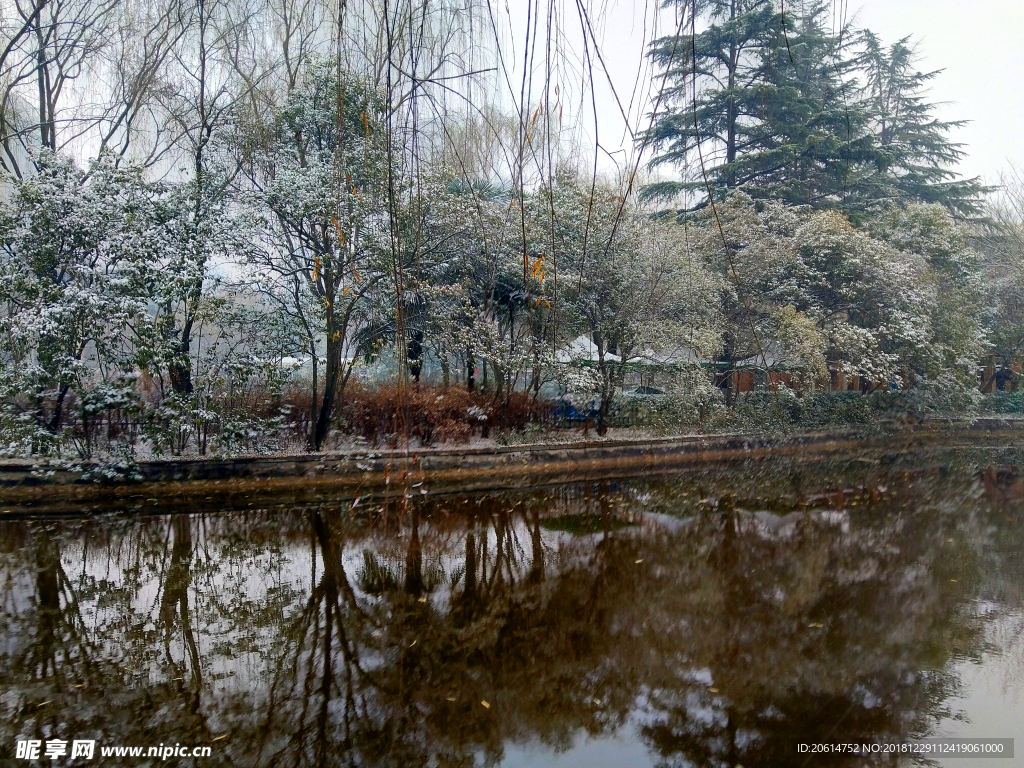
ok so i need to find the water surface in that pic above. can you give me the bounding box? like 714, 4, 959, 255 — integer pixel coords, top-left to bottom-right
2, 446, 1022, 766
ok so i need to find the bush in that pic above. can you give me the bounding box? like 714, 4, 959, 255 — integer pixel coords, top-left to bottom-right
979, 391, 1024, 415
723, 386, 803, 433
339, 383, 550, 446
795, 391, 879, 428
715, 373, 983, 434
878, 373, 981, 417
647, 368, 727, 432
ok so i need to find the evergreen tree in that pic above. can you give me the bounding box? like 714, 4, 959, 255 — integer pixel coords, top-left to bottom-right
856, 33, 984, 216
642, 0, 781, 205
738, 1, 872, 207
643, 0, 982, 216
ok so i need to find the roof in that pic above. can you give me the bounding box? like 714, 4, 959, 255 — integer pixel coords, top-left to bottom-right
556, 336, 621, 364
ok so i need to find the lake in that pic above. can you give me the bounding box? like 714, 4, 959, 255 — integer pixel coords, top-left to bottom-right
1, 442, 1022, 766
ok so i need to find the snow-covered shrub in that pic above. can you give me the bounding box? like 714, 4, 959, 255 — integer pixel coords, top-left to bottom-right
884, 373, 982, 416
794, 391, 878, 428
724, 386, 803, 434
978, 392, 1024, 415
647, 367, 726, 432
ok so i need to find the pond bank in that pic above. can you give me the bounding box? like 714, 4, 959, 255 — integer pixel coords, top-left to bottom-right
2, 418, 1022, 510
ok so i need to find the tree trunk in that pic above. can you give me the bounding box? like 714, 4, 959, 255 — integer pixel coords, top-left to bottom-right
313, 334, 341, 450
404, 507, 423, 596
597, 387, 612, 435
408, 330, 423, 382
310, 343, 318, 447
169, 305, 196, 397
725, 0, 738, 187
597, 364, 613, 436
169, 357, 194, 396
45, 383, 70, 434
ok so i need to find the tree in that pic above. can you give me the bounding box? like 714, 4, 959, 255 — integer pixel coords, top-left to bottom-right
644, 0, 981, 216
856, 33, 984, 217
977, 167, 1024, 390
0, 152, 155, 454
867, 202, 984, 386
0, 0, 183, 178
544, 174, 712, 434
644, 0, 868, 210
239, 60, 389, 449
154, 0, 253, 398
686, 191, 941, 393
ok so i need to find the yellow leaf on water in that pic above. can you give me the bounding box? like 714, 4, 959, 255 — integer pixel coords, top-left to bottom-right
708, 687, 719, 693
481, 700, 490, 709
635, 559, 643, 564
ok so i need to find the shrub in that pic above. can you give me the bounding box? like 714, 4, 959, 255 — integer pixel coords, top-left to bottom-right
339, 383, 549, 446
979, 391, 1024, 415
648, 367, 727, 432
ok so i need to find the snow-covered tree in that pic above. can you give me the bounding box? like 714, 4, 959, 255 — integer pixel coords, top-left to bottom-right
238, 60, 389, 449
686, 191, 971, 394
0, 152, 155, 455
542, 174, 718, 434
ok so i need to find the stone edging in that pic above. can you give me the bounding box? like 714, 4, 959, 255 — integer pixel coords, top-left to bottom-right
1, 419, 1022, 507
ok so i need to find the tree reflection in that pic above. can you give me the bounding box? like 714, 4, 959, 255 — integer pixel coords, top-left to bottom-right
0, 459, 1019, 767
159, 515, 201, 686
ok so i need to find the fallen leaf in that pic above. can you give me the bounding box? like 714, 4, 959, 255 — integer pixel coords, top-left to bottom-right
481, 700, 490, 709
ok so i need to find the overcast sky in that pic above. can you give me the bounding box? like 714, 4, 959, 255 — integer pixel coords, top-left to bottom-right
510, 0, 1024, 189
853, 0, 1024, 186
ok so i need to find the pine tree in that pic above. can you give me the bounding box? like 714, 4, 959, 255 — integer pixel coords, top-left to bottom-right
642, 0, 780, 206
736, 1, 872, 207
643, 0, 982, 216
855, 32, 984, 217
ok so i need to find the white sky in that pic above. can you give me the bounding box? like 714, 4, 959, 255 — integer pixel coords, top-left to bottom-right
505, 0, 1024, 189
853, 0, 1024, 186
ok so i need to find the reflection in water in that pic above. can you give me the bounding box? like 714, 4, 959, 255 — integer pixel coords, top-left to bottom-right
0, 452, 1022, 767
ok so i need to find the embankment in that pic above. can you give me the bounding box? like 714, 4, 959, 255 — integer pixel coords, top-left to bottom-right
1, 418, 1021, 513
